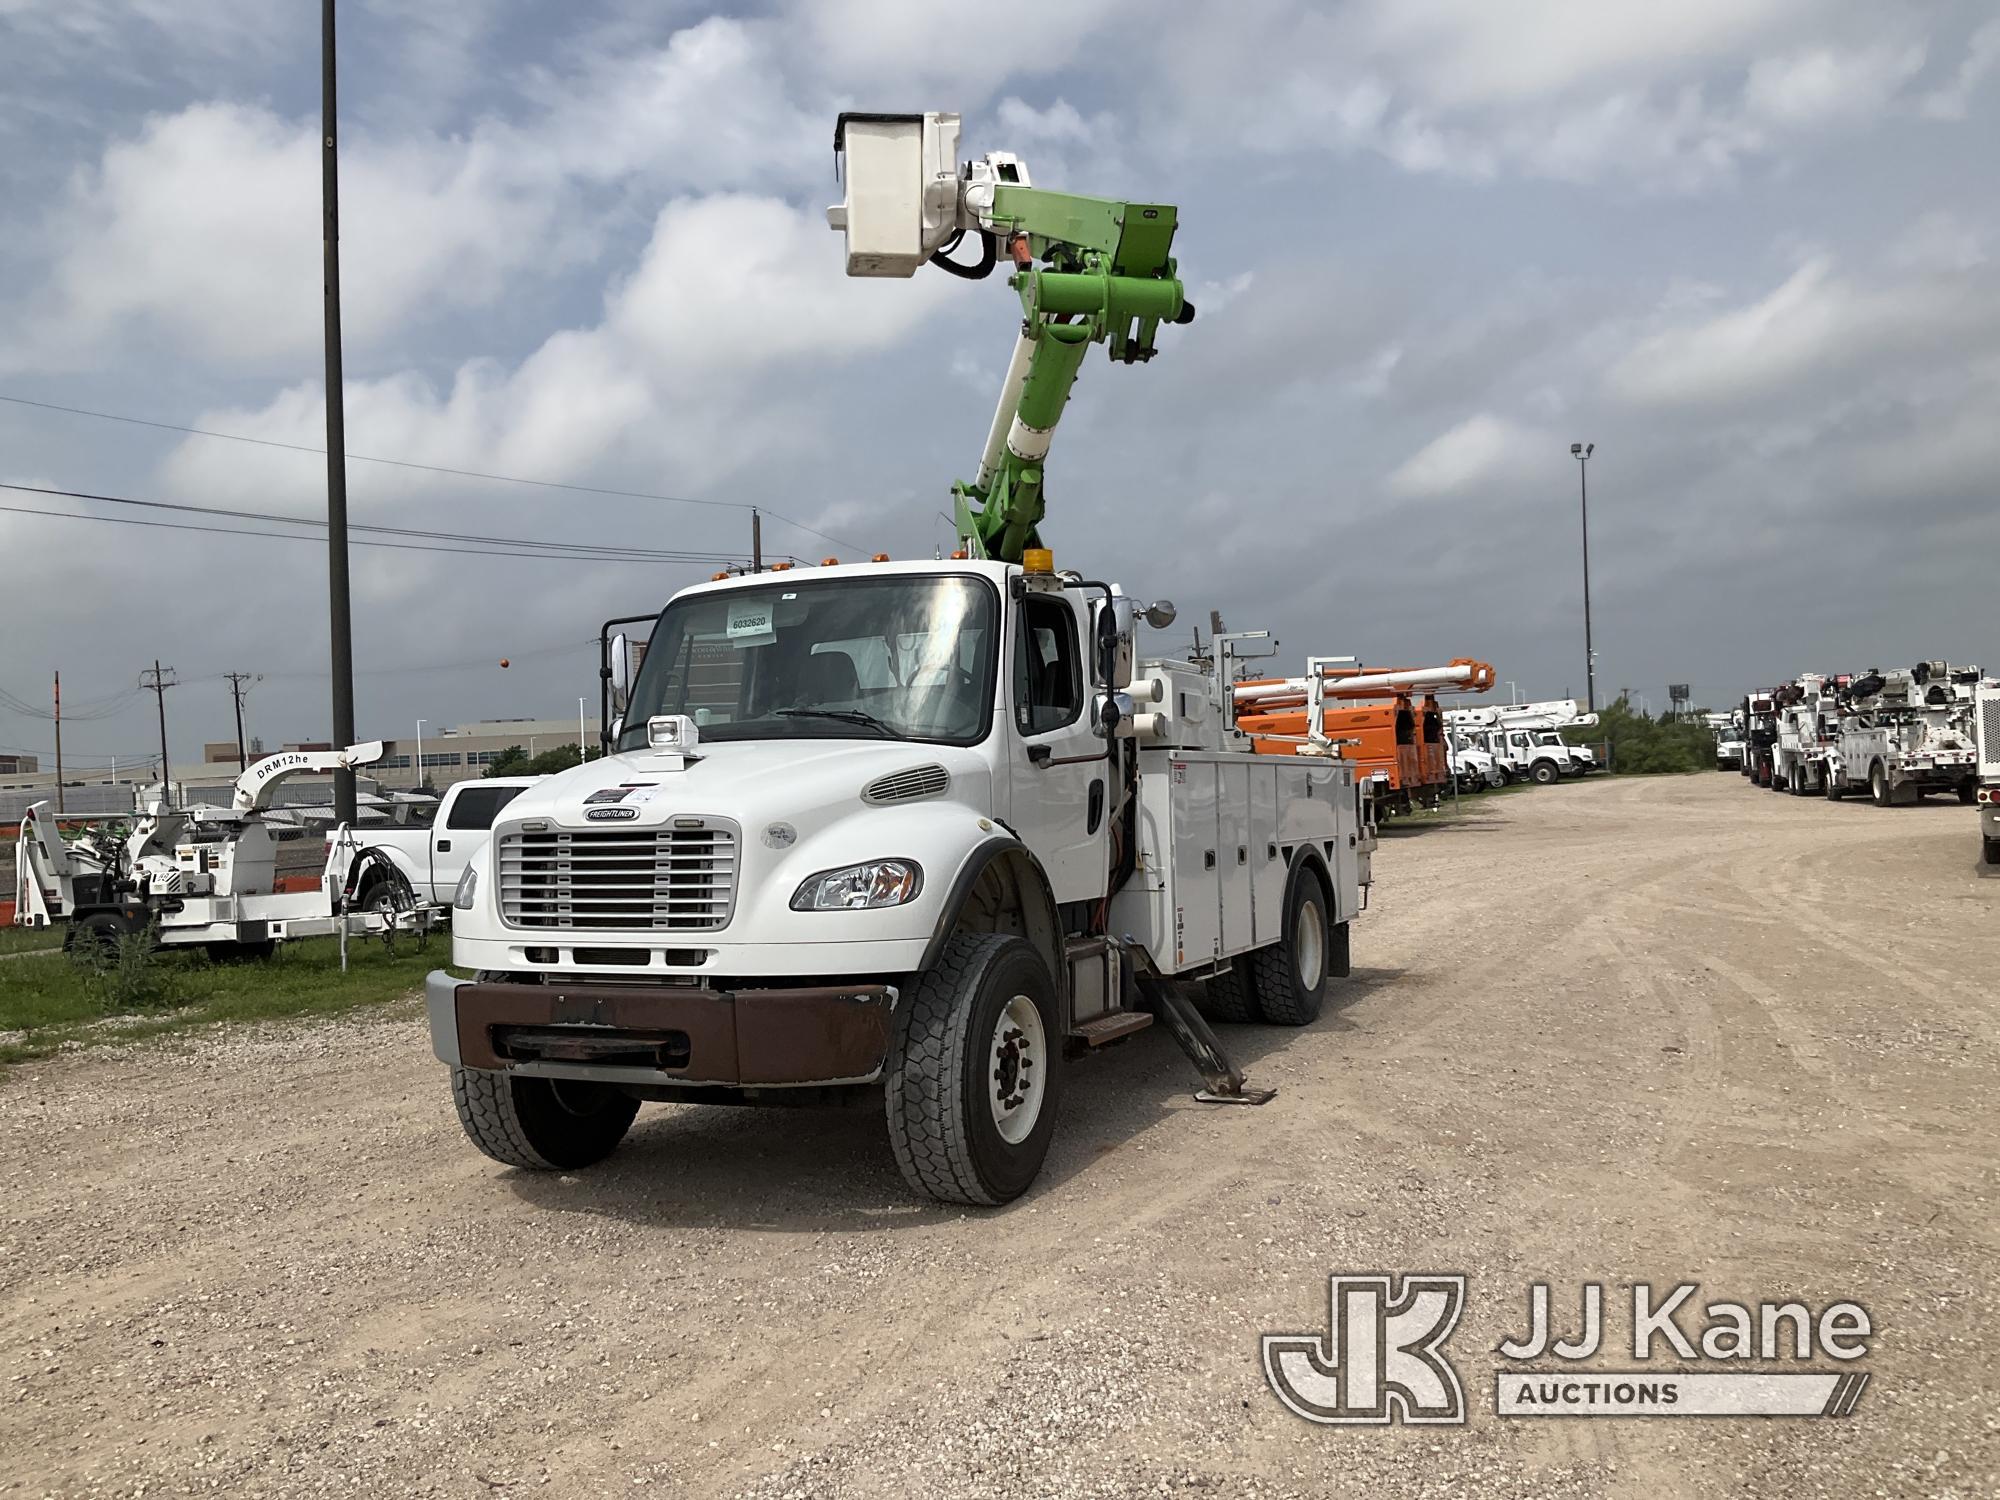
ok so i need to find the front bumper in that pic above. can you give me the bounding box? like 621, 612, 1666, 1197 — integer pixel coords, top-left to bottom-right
427, 971, 896, 1087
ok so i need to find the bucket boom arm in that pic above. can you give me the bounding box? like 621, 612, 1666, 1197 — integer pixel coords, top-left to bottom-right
830, 112, 1192, 563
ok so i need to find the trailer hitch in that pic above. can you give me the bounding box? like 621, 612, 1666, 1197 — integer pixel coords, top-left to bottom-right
1132, 970, 1276, 1106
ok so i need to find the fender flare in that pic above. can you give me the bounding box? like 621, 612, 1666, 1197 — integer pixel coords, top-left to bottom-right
341, 846, 415, 913
918, 837, 1065, 1006
1287, 843, 1334, 916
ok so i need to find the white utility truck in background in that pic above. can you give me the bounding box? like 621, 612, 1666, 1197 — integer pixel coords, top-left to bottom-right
14, 743, 437, 956
1826, 663, 1982, 806
425, 112, 1372, 1207
1445, 700, 1598, 785
353, 777, 540, 908
1448, 735, 1505, 791
1769, 673, 1841, 795
1974, 681, 2000, 866
1706, 710, 1745, 770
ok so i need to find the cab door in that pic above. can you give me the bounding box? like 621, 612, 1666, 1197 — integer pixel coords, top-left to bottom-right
1007, 591, 1108, 905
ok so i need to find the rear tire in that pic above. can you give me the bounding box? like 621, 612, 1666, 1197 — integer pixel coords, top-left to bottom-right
450, 1066, 639, 1171
1824, 772, 1844, 801
885, 933, 1063, 1206
1958, 782, 1976, 806
1249, 868, 1332, 1026
67, 910, 131, 966
1199, 962, 1257, 1023
1985, 836, 2000, 866
1870, 763, 1891, 807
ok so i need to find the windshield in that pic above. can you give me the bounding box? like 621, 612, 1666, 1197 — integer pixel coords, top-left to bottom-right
616, 574, 998, 749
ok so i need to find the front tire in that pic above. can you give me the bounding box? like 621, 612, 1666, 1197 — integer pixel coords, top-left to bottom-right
885, 933, 1063, 1206
1870, 763, 1891, 807
450, 1067, 639, 1170
1530, 760, 1560, 786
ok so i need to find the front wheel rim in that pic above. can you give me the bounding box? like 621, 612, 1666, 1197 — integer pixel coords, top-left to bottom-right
989, 995, 1047, 1145
1295, 899, 1325, 991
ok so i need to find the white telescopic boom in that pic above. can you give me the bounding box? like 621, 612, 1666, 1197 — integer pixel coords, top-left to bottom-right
1234, 662, 1489, 707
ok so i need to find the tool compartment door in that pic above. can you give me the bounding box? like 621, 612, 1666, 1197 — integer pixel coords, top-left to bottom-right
1168, 759, 1220, 970
1219, 760, 1253, 956
1249, 762, 1285, 949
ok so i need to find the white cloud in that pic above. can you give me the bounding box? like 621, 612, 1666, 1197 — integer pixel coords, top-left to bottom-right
1745, 41, 1927, 127
1920, 18, 2000, 119
1608, 256, 2000, 407
7, 17, 826, 371
1888, 212, 1987, 274
1387, 413, 1547, 497
1351, 0, 1818, 110
156, 195, 956, 508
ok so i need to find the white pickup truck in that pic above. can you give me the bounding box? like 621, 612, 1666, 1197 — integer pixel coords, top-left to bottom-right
351, 778, 540, 908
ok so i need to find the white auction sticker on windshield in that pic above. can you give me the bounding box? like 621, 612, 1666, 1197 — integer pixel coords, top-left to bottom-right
726, 599, 775, 647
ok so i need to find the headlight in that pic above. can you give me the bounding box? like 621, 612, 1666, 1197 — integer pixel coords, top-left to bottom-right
790, 859, 923, 911
453, 864, 478, 911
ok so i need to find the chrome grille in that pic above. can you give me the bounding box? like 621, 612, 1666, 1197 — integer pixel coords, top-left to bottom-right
498, 824, 737, 931
863, 763, 951, 804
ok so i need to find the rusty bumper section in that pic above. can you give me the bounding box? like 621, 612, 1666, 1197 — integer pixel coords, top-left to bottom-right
427, 972, 896, 1086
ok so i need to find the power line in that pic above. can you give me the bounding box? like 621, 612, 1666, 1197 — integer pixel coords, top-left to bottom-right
0, 499, 791, 568
0, 482, 748, 564
0, 390, 870, 554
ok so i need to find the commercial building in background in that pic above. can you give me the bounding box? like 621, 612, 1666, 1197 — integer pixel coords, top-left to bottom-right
371, 718, 600, 792
0, 753, 40, 776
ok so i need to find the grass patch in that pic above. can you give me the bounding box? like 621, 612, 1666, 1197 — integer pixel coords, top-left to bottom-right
0, 925, 63, 956
0, 931, 451, 1067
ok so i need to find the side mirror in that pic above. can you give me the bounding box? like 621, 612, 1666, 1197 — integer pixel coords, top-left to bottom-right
609, 633, 632, 712
1143, 600, 1177, 630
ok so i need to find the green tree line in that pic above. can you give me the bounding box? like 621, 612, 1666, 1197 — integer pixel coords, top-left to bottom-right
1563, 699, 1717, 774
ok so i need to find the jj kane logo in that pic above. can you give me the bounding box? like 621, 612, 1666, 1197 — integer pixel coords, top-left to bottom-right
1263, 1275, 1468, 1424
1265, 1277, 1872, 1425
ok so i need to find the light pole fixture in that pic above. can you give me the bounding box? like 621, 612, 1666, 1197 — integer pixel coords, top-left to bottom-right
1570, 441, 1596, 713
415, 719, 426, 790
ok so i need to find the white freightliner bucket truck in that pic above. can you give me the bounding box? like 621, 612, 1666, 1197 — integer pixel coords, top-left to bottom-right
425, 113, 1372, 1206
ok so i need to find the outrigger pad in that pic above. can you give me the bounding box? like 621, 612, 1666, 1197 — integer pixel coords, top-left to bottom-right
1195, 1085, 1278, 1107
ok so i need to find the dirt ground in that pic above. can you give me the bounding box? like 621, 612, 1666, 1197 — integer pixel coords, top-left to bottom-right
3, 773, 1995, 1498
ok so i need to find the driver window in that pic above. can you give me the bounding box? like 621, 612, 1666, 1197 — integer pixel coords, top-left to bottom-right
1014, 596, 1082, 736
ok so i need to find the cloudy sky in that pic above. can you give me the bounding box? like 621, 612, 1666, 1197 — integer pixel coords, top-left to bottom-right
3, 0, 1997, 771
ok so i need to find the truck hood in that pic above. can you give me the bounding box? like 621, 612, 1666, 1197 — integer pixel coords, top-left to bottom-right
492, 738, 995, 831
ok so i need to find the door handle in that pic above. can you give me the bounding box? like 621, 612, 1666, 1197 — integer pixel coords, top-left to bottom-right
1237, 846, 1247, 865
437, 839, 452, 852
1203, 850, 1216, 870
1027, 745, 1052, 767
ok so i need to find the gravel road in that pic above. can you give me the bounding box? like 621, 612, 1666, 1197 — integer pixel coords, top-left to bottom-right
4, 774, 1995, 1498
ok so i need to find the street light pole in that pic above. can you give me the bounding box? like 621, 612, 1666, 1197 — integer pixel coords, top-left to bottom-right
415, 719, 426, 791
1570, 442, 1597, 713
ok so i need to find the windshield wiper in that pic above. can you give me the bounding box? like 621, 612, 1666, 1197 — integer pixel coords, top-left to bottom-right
774, 707, 910, 738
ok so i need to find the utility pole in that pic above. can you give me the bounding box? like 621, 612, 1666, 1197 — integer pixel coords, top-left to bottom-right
1570, 441, 1597, 713
751, 507, 763, 572
52, 671, 64, 814
141, 660, 177, 788
224, 672, 261, 771
322, 0, 358, 824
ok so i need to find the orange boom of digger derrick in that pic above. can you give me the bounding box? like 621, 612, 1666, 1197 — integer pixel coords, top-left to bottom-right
1231, 660, 1495, 817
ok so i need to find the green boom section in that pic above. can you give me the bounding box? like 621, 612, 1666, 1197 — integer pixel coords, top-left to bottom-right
951, 185, 1189, 563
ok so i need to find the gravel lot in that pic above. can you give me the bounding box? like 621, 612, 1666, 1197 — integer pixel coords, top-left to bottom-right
3, 773, 1995, 1498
